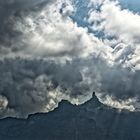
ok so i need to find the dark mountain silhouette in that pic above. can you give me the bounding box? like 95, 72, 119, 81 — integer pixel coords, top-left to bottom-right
0, 92, 140, 140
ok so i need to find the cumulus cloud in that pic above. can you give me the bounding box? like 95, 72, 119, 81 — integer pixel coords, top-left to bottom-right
0, 0, 140, 118
86, 0, 140, 109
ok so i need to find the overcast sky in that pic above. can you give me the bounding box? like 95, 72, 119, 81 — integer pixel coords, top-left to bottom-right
0, 0, 140, 118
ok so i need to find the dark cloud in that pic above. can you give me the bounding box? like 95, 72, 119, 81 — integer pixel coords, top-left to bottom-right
0, 58, 91, 118
0, 0, 53, 44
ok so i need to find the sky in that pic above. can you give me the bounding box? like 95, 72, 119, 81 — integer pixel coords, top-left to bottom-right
0, 0, 140, 118
120, 0, 140, 13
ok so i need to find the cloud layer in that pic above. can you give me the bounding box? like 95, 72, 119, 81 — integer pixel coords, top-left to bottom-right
0, 0, 140, 118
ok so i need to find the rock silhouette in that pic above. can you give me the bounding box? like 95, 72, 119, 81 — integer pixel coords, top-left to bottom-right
0, 93, 140, 140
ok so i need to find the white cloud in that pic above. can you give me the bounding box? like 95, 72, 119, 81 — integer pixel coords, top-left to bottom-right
97, 94, 136, 111
13, 0, 103, 60
101, 0, 140, 44
0, 96, 8, 110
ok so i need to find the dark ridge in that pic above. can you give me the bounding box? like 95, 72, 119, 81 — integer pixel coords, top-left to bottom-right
0, 92, 140, 140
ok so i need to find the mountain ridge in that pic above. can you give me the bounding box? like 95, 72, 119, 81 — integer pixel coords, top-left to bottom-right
0, 92, 140, 140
